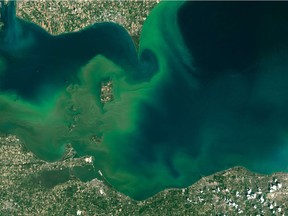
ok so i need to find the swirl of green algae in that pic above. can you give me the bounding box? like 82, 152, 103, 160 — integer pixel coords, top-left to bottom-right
1, 1, 288, 201
59, 1, 288, 200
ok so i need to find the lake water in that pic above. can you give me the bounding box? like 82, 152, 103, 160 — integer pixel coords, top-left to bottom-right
1, 1, 288, 200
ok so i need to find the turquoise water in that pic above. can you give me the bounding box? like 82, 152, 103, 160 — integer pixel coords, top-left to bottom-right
1, 1, 288, 200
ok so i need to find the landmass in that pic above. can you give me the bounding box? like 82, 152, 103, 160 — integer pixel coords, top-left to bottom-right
16, 0, 159, 48
1, 135, 288, 215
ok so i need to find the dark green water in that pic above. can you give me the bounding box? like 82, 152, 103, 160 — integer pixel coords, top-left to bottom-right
1, 1, 288, 200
